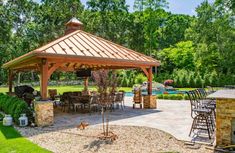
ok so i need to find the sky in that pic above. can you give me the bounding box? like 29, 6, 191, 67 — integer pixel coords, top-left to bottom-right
80, 0, 214, 16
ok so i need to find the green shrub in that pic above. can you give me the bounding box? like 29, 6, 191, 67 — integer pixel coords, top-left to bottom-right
159, 94, 185, 100
121, 77, 129, 87
203, 74, 211, 87
153, 73, 172, 84
181, 75, 188, 88
172, 77, 178, 87
175, 94, 184, 100
195, 74, 203, 88
163, 94, 170, 99
135, 73, 147, 84
169, 95, 176, 99
157, 94, 164, 99
177, 77, 183, 88
0, 94, 32, 125
184, 94, 190, 100
210, 70, 219, 86
188, 74, 196, 88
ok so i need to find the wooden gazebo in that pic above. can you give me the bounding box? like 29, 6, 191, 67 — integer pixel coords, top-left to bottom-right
3, 18, 160, 100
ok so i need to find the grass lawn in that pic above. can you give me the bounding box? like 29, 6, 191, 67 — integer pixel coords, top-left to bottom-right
0, 116, 50, 153
0, 86, 212, 94
0, 85, 133, 94
0, 87, 8, 93
175, 88, 196, 91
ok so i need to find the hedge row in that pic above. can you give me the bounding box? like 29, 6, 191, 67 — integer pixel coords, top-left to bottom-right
0, 93, 32, 124
154, 70, 235, 88
157, 94, 189, 100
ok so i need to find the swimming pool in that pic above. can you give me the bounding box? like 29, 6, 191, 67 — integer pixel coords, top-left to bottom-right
124, 90, 186, 97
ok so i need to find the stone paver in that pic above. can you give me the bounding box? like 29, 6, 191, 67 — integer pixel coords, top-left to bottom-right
54, 97, 194, 142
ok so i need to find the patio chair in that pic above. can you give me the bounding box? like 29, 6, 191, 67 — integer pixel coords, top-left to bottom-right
98, 93, 113, 111
133, 89, 142, 109
89, 94, 99, 113
113, 92, 124, 110
69, 95, 83, 112
79, 95, 92, 110
72, 91, 82, 96
206, 86, 215, 94
60, 92, 73, 112
119, 90, 125, 108
186, 90, 214, 139
195, 88, 216, 120
48, 89, 60, 107
60, 93, 69, 112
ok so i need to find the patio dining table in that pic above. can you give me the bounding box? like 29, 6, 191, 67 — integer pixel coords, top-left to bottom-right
68, 95, 91, 112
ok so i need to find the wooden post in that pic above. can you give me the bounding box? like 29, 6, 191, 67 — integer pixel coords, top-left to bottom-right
40, 59, 49, 100
148, 67, 152, 95
8, 69, 13, 93
84, 77, 88, 90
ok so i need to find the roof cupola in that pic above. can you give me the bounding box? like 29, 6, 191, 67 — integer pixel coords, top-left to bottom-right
65, 17, 83, 35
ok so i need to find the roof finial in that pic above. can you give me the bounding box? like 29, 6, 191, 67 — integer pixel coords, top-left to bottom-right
65, 17, 83, 35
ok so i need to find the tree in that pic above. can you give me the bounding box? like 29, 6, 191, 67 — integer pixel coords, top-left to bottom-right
134, 0, 168, 11
86, 0, 130, 45
186, 1, 235, 74
158, 14, 192, 49
34, 0, 84, 45
157, 41, 195, 72
92, 70, 118, 141
133, 0, 168, 55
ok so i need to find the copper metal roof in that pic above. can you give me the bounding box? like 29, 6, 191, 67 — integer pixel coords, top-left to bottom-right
3, 29, 160, 70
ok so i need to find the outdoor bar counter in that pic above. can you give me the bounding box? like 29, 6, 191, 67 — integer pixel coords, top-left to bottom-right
207, 89, 235, 99
207, 89, 235, 146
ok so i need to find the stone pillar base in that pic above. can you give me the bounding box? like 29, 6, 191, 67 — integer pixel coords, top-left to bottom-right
143, 95, 157, 109
216, 98, 235, 146
34, 101, 54, 126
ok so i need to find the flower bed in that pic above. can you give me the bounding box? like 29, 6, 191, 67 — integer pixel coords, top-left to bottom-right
0, 93, 33, 124
157, 94, 189, 100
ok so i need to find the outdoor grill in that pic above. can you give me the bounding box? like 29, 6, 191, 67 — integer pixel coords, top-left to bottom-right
14, 85, 34, 98
14, 85, 35, 105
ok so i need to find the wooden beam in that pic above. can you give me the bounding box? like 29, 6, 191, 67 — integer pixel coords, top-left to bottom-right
57, 67, 76, 72
148, 67, 153, 95
3, 52, 36, 69
40, 59, 49, 100
8, 57, 40, 70
48, 63, 63, 77
84, 77, 88, 90
12, 65, 39, 72
141, 67, 149, 78
43, 54, 159, 68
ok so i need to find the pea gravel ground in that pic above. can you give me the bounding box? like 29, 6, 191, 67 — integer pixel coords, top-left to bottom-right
16, 125, 212, 153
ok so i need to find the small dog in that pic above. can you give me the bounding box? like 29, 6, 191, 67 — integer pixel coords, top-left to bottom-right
77, 121, 89, 130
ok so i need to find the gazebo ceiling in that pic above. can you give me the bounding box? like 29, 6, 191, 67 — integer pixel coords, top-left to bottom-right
3, 19, 160, 71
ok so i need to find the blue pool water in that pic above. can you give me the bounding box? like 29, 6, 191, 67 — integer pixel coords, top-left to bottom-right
125, 90, 186, 97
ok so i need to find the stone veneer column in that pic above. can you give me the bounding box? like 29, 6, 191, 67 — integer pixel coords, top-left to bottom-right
143, 95, 157, 109
216, 98, 235, 146
34, 101, 54, 126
